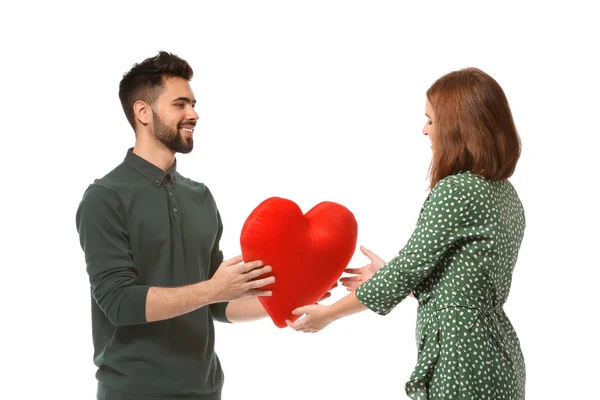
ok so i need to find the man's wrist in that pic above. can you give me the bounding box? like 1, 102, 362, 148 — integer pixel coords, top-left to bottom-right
197, 279, 220, 305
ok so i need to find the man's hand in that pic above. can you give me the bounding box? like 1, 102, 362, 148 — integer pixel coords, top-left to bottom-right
339, 245, 385, 291
317, 282, 338, 302
209, 255, 274, 302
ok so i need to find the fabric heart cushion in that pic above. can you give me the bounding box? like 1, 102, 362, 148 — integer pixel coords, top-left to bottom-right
240, 197, 358, 328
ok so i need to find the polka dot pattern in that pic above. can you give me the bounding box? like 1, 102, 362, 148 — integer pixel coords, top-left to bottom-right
355, 172, 526, 399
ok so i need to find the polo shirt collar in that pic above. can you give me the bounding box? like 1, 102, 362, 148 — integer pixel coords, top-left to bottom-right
124, 148, 177, 187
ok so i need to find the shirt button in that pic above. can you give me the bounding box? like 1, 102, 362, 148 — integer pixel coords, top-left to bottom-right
174, 208, 178, 213
155, 180, 160, 185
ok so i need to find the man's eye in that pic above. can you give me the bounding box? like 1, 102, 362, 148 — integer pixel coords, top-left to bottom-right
175, 103, 184, 108
427, 120, 432, 125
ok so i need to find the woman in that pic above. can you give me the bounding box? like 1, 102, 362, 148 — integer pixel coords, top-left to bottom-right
287, 67, 526, 399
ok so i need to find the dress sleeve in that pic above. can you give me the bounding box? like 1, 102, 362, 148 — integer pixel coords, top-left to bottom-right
355, 178, 468, 315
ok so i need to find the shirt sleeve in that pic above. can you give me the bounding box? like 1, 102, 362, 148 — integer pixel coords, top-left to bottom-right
207, 209, 231, 323
355, 177, 468, 315
76, 184, 150, 326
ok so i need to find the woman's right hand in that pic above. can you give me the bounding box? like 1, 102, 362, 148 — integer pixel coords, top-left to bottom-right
339, 245, 386, 292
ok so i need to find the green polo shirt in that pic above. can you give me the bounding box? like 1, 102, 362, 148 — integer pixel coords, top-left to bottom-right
76, 148, 230, 400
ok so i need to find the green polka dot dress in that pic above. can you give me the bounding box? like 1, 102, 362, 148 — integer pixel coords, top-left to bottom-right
355, 171, 526, 400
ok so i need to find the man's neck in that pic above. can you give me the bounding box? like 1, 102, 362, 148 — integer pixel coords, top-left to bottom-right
132, 139, 176, 172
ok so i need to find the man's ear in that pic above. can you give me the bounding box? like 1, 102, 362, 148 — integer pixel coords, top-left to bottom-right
133, 100, 152, 126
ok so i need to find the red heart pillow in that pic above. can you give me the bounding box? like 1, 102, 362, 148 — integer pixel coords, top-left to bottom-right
240, 197, 358, 328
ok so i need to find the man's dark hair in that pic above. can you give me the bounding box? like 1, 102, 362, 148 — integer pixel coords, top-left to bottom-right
119, 51, 194, 130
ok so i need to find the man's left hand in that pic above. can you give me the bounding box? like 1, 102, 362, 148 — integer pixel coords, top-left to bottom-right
317, 281, 338, 302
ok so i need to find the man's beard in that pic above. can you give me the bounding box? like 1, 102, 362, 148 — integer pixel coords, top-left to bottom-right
152, 112, 194, 154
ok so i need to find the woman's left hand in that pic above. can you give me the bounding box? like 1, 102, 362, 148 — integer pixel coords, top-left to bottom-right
286, 304, 333, 333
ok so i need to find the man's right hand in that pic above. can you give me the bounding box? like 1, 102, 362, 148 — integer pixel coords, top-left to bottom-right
209, 255, 275, 302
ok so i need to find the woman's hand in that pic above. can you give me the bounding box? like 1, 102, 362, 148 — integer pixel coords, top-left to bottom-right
286, 304, 333, 333
340, 246, 386, 291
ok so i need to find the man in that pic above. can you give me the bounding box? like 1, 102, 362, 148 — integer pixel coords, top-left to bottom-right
76, 51, 290, 400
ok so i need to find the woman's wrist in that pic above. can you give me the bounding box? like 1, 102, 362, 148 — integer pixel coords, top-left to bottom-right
328, 292, 368, 321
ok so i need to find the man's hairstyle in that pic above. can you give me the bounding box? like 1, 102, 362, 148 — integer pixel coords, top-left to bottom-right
119, 51, 194, 130
426, 67, 521, 189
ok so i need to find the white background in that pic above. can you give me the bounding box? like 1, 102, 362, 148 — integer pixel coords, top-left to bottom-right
1, 1, 598, 399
